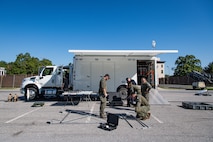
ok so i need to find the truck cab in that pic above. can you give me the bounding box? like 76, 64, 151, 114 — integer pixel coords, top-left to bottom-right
20, 65, 72, 101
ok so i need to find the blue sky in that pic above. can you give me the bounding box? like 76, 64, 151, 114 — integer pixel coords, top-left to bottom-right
0, 0, 212, 75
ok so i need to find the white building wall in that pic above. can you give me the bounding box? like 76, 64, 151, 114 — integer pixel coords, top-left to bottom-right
157, 62, 165, 79
0, 67, 6, 76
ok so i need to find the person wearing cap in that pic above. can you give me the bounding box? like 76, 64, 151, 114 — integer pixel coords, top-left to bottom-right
126, 78, 137, 107
130, 92, 151, 120
141, 77, 152, 102
99, 74, 110, 118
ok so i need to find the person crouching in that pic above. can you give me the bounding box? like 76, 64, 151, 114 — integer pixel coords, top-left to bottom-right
130, 92, 151, 120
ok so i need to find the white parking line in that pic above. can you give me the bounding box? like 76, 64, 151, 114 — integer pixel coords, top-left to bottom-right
151, 114, 163, 123
85, 102, 96, 123
5, 107, 42, 124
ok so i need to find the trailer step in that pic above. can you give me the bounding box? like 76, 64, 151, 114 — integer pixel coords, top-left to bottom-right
182, 102, 213, 110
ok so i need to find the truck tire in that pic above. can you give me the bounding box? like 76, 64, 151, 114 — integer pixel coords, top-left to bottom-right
24, 87, 38, 101
118, 87, 128, 100
72, 97, 80, 105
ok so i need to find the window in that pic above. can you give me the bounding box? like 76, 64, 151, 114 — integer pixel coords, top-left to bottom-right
42, 68, 53, 76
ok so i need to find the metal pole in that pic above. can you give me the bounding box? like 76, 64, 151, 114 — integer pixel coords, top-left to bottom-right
120, 114, 133, 128
0, 76, 2, 88
154, 57, 158, 88
13, 75, 15, 88
27, 88, 30, 101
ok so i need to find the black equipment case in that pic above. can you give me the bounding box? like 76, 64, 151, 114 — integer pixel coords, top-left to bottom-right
99, 113, 119, 131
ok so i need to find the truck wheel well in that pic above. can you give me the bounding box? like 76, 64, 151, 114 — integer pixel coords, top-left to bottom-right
116, 85, 127, 92
25, 84, 38, 91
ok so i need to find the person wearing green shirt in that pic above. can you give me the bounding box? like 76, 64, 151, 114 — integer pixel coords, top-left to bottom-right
130, 92, 151, 120
98, 74, 110, 118
141, 77, 152, 102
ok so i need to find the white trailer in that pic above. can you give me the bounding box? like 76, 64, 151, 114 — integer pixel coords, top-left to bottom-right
20, 50, 178, 101
69, 50, 178, 99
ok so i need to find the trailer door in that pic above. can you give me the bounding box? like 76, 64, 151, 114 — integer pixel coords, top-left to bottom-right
91, 62, 103, 92
74, 62, 91, 91
91, 62, 115, 92
103, 62, 115, 92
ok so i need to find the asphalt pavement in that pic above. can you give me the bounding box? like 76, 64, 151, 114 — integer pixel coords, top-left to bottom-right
0, 88, 213, 142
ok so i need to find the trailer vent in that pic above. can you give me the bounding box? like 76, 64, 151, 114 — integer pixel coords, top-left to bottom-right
128, 58, 135, 61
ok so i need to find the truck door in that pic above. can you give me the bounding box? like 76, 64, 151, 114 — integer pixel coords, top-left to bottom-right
40, 66, 63, 88
40, 67, 55, 87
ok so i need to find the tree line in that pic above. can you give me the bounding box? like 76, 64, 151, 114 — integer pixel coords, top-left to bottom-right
0, 53, 52, 75
0, 53, 213, 76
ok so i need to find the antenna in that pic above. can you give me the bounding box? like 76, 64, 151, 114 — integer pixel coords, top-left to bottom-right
152, 40, 156, 49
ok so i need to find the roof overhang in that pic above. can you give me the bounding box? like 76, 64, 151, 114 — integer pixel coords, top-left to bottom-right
68, 50, 178, 57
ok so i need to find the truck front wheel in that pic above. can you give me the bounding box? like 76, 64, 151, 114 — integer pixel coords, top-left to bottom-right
24, 87, 38, 101
118, 87, 128, 100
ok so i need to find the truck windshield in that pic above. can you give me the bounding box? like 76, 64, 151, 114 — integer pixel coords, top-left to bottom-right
42, 68, 54, 76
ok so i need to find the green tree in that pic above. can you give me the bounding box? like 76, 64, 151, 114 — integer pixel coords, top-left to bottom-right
174, 55, 202, 76
6, 53, 52, 75
13, 53, 31, 74
40, 58, 52, 66
6, 62, 15, 74
203, 62, 213, 73
0, 60, 7, 67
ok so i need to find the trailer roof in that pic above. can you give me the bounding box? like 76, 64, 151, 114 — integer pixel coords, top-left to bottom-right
68, 50, 178, 56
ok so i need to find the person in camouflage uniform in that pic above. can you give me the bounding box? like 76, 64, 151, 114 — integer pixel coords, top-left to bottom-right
132, 84, 141, 95
130, 92, 151, 120
126, 78, 136, 107
127, 84, 141, 106
99, 74, 110, 118
141, 77, 152, 102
